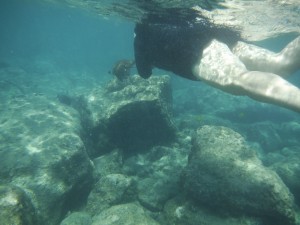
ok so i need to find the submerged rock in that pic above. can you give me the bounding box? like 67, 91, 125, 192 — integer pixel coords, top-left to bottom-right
163, 197, 261, 225
245, 122, 283, 153
86, 75, 175, 156
138, 177, 171, 212
280, 121, 300, 147
0, 95, 94, 225
122, 145, 189, 212
0, 185, 37, 225
91, 202, 160, 225
184, 125, 296, 225
92, 149, 123, 180
85, 174, 135, 216
60, 212, 92, 225
267, 147, 300, 205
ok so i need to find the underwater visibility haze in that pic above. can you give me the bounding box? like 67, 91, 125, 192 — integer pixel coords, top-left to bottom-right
0, 0, 300, 225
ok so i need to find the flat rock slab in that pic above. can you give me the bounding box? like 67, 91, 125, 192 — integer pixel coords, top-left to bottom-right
184, 125, 296, 225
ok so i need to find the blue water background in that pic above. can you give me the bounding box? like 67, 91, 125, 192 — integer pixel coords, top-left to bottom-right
0, 0, 134, 80
1, 1, 300, 223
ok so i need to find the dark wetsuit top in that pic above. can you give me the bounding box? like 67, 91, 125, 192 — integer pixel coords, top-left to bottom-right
134, 10, 241, 80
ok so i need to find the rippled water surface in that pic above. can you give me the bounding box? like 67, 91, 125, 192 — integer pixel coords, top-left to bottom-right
45, 0, 300, 40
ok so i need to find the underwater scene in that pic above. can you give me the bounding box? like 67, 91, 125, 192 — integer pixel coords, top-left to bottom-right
0, 0, 300, 225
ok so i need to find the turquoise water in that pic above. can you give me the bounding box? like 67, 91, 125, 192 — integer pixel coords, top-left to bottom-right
0, 1, 300, 225
0, 0, 134, 79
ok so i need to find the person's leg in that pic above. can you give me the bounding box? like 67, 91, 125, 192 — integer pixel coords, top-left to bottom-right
232, 36, 300, 77
192, 39, 300, 113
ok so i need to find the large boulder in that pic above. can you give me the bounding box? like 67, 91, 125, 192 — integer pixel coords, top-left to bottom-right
85, 75, 176, 156
184, 125, 296, 225
0, 95, 94, 225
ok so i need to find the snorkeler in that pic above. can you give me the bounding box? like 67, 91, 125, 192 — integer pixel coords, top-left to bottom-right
134, 9, 300, 113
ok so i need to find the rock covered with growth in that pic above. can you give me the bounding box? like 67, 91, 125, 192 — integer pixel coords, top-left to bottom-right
85, 75, 176, 156
163, 197, 261, 225
0, 185, 37, 225
0, 95, 94, 225
184, 125, 296, 225
85, 174, 135, 216
122, 145, 189, 211
267, 146, 300, 205
92, 149, 123, 180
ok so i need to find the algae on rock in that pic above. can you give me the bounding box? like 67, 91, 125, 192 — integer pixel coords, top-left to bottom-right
184, 125, 296, 225
0, 95, 94, 225
84, 75, 176, 157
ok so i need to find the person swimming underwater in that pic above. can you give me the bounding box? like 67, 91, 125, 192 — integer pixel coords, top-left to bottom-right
134, 8, 300, 113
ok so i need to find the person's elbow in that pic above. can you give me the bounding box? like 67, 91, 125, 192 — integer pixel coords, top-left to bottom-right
137, 64, 152, 79
134, 54, 153, 79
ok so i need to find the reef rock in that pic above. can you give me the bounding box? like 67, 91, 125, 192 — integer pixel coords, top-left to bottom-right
124, 145, 188, 211
60, 212, 92, 225
280, 121, 300, 147
92, 149, 123, 181
85, 75, 175, 156
268, 147, 300, 205
163, 197, 261, 225
184, 125, 296, 225
245, 122, 283, 153
91, 202, 160, 225
85, 173, 135, 216
0, 95, 93, 225
0, 185, 37, 225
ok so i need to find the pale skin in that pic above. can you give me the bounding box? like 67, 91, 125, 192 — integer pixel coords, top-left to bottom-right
192, 36, 300, 113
